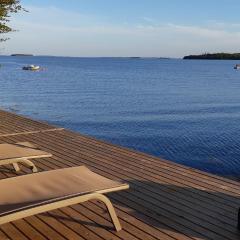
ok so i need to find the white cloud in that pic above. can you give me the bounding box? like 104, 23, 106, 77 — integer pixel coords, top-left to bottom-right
142, 17, 155, 24
166, 23, 240, 38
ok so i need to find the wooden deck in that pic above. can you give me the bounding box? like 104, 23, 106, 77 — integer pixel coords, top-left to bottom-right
0, 109, 240, 240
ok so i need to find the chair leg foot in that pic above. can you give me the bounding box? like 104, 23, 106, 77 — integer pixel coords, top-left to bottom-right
30, 166, 38, 173
13, 163, 20, 172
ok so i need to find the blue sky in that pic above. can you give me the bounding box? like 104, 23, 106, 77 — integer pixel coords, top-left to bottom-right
2, 0, 240, 57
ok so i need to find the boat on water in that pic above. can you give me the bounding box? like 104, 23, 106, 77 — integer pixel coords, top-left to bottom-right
234, 64, 240, 70
22, 65, 40, 71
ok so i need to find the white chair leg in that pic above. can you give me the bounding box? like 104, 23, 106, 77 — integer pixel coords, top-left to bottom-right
95, 194, 122, 231
20, 159, 38, 173
12, 163, 20, 172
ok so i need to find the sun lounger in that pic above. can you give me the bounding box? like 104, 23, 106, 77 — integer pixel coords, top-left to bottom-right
0, 166, 129, 231
0, 142, 52, 173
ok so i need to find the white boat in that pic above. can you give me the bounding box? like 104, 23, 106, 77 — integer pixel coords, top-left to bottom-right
234, 64, 240, 70
22, 65, 40, 71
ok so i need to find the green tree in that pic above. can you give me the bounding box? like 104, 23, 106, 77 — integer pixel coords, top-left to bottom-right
0, 0, 24, 41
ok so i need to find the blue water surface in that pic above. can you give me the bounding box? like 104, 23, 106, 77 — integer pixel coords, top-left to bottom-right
0, 56, 240, 179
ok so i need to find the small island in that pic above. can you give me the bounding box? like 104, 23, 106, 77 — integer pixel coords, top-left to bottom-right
183, 53, 240, 60
11, 54, 34, 57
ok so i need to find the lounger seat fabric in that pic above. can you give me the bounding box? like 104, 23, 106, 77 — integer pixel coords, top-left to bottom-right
0, 142, 50, 160
0, 166, 127, 216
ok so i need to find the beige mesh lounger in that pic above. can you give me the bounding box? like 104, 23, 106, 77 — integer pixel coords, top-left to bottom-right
0, 142, 52, 173
0, 166, 129, 231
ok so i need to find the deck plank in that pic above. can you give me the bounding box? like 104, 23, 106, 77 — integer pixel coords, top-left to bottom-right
0, 109, 62, 136
0, 230, 9, 240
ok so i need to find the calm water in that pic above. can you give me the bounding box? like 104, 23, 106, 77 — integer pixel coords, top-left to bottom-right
0, 56, 240, 179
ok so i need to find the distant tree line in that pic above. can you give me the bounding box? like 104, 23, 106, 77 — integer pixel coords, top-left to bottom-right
183, 53, 240, 60
0, 0, 24, 42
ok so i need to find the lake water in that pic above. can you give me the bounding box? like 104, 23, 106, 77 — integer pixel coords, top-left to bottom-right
0, 56, 240, 179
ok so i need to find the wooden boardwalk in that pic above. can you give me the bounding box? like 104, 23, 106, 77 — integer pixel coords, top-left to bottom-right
0, 109, 240, 240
